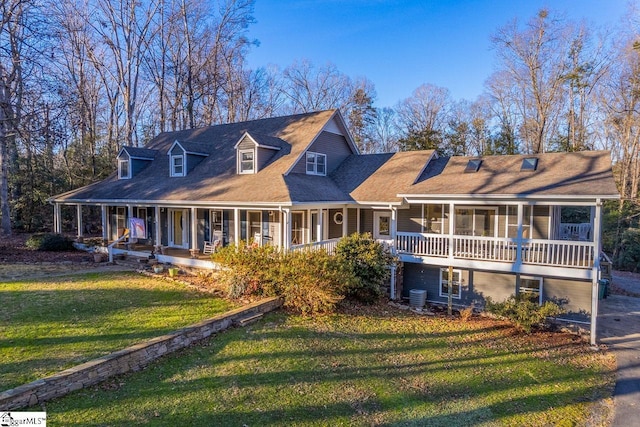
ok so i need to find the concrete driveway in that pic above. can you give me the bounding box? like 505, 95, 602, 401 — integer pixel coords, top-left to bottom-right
598, 277, 640, 427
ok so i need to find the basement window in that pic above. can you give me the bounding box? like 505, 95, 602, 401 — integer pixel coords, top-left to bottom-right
521, 157, 538, 171
464, 159, 482, 173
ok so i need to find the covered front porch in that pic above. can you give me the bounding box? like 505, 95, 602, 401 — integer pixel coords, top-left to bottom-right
52, 202, 366, 266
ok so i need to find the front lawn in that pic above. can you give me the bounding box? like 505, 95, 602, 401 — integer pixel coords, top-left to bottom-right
46, 306, 615, 426
0, 272, 234, 390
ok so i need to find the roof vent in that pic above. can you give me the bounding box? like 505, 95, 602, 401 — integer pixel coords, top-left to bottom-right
521, 157, 538, 171
464, 159, 482, 173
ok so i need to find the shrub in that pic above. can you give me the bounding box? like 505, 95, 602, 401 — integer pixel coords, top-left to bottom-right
277, 250, 351, 315
212, 244, 351, 315
25, 233, 74, 251
335, 232, 394, 303
484, 295, 564, 333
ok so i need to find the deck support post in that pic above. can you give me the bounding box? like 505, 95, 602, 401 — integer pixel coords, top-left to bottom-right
590, 199, 602, 346
317, 209, 323, 243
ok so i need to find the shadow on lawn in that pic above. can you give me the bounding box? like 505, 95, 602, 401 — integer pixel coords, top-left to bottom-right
45, 313, 612, 426
0, 284, 228, 391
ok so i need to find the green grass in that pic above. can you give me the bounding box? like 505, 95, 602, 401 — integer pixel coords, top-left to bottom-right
45, 308, 615, 426
0, 272, 234, 390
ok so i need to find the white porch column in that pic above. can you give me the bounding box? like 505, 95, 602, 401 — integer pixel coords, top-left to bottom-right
590, 199, 603, 346
317, 209, 323, 243
283, 208, 292, 250
190, 207, 198, 256
515, 203, 526, 297
233, 208, 240, 245
448, 202, 455, 260
342, 207, 348, 237
390, 207, 397, 253
101, 205, 108, 241
154, 206, 161, 248
307, 209, 312, 243
54, 203, 62, 234
76, 204, 83, 240
356, 208, 361, 233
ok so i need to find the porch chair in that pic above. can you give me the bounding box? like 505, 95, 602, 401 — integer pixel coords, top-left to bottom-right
203, 239, 221, 254
578, 223, 591, 241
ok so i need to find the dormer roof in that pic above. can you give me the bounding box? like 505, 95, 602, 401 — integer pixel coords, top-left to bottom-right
168, 140, 209, 157
233, 132, 285, 151
118, 146, 157, 160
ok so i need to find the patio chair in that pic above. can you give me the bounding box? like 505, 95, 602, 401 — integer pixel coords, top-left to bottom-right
203, 239, 221, 254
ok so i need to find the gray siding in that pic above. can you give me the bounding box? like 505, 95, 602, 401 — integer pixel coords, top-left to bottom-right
170, 145, 182, 156
544, 277, 591, 320
397, 205, 422, 233
257, 147, 277, 170
403, 263, 591, 321
473, 271, 515, 303
347, 209, 358, 234
237, 135, 254, 150
360, 209, 373, 235
328, 209, 342, 239
532, 205, 549, 239
290, 131, 353, 174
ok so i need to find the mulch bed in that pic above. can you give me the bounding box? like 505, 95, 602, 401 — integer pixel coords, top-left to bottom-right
0, 233, 93, 264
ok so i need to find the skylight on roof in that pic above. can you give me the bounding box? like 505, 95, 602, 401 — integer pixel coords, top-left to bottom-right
464, 159, 482, 173
521, 157, 538, 171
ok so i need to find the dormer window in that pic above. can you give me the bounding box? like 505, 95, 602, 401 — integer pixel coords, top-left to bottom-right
171, 154, 184, 177
306, 152, 326, 176
239, 149, 255, 174
118, 158, 130, 179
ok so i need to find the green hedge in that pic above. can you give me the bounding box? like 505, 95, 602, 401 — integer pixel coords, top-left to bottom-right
25, 233, 75, 251
484, 295, 564, 333
212, 234, 392, 314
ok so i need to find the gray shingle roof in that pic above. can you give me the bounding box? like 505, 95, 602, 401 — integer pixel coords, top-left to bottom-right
52, 110, 349, 204
401, 151, 619, 199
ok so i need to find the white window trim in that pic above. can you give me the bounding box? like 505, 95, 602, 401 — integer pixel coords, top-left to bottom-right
505, 205, 533, 239
520, 276, 543, 305
238, 149, 255, 174
454, 206, 499, 237
118, 158, 131, 179
439, 268, 462, 299
170, 154, 185, 177
305, 151, 327, 176
373, 211, 391, 240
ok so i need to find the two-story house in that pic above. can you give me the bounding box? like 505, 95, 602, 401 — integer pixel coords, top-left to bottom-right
50, 109, 619, 344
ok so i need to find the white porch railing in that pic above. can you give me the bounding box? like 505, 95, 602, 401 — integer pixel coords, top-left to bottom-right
396, 233, 448, 257
396, 232, 595, 269
290, 238, 340, 255
522, 239, 594, 268
453, 235, 517, 262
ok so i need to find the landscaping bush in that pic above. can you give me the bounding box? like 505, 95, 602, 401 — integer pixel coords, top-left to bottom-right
25, 233, 75, 251
277, 249, 352, 315
212, 244, 351, 315
484, 295, 564, 333
334, 232, 394, 303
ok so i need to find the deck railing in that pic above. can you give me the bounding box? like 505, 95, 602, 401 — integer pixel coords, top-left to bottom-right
290, 238, 340, 255
396, 232, 595, 269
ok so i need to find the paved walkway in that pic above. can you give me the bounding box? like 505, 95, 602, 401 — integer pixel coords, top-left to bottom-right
598, 287, 640, 426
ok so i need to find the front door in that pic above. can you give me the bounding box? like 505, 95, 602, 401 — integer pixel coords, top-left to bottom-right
168, 209, 189, 249
373, 211, 391, 240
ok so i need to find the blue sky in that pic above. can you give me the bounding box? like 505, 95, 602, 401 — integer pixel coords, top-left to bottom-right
246, 0, 629, 108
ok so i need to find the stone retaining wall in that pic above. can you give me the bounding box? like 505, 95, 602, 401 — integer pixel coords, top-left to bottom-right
0, 297, 283, 410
